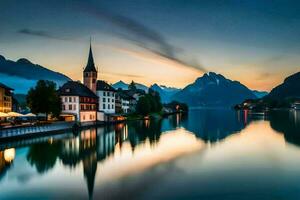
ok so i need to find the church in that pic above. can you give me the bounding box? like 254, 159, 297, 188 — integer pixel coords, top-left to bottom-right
59, 41, 117, 123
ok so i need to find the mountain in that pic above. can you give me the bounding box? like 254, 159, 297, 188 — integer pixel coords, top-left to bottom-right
0, 55, 71, 94
112, 81, 149, 92
150, 84, 181, 103
112, 80, 128, 90
265, 71, 300, 100
172, 72, 256, 107
252, 90, 269, 98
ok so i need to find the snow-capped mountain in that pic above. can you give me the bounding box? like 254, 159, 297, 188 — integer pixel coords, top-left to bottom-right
150, 84, 180, 103
172, 72, 256, 107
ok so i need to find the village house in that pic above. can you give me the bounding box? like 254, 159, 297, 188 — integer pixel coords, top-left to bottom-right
58, 81, 98, 123
96, 80, 116, 114
0, 82, 13, 113
116, 91, 135, 114
124, 89, 145, 112
115, 92, 122, 114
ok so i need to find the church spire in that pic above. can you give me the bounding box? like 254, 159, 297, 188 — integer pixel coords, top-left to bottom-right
84, 38, 97, 72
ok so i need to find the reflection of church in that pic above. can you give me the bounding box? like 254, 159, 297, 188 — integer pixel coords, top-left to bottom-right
60, 127, 117, 199
58, 120, 163, 198
0, 119, 165, 199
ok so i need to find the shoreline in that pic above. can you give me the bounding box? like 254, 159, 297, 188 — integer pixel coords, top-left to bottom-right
0, 111, 185, 142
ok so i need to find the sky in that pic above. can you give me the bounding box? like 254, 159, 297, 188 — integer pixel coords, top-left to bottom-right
0, 0, 300, 91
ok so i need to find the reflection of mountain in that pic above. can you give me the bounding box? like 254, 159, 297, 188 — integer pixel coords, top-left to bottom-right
181, 109, 247, 142
269, 110, 300, 146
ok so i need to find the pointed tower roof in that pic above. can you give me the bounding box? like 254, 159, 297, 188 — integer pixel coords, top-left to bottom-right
84, 40, 97, 72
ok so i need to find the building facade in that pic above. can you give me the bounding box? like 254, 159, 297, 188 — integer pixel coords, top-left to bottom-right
58, 81, 98, 123
116, 91, 134, 114
96, 81, 116, 114
0, 82, 13, 113
115, 93, 122, 114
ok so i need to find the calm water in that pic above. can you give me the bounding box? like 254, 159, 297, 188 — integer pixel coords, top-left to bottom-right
0, 109, 300, 200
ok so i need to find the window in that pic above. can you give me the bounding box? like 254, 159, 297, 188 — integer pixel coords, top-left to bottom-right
73, 97, 76, 102
103, 104, 106, 109
81, 105, 84, 110
103, 98, 106, 102
65, 88, 70, 93
108, 98, 110, 102
83, 115, 85, 120
90, 114, 92, 120
108, 104, 110, 109
73, 104, 76, 110
69, 104, 72, 110
112, 99, 114, 103
64, 97, 67, 102
69, 97, 72, 102
103, 92, 106, 96
62, 105, 65, 110
112, 105, 114, 109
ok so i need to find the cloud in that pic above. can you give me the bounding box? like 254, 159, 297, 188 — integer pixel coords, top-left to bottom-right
75, 2, 207, 73
103, 71, 144, 79
18, 28, 69, 40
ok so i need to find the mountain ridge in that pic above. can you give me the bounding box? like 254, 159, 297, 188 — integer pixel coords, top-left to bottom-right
172, 72, 257, 107
0, 55, 71, 93
112, 80, 149, 92
265, 71, 300, 100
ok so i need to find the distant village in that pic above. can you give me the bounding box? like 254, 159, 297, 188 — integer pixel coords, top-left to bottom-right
0, 42, 187, 129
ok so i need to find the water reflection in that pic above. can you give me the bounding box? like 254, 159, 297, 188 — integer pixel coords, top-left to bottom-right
181, 109, 247, 142
0, 148, 14, 181
0, 109, 300, 199
269, 110, 300, 146
5, 118, 190, 199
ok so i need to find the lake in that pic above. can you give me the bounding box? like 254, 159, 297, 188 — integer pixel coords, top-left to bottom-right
0, 109, 300, 200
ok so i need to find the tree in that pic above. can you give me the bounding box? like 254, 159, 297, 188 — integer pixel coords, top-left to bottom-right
147, 89, 162, 112
136, 91, 163, 116
136, 96, 151, 115
128, 81, 137, 91
26, 80, 61, 119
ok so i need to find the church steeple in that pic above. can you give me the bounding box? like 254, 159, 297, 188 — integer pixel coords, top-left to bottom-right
84, 39, 97, 72
83, 38, 98, 93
